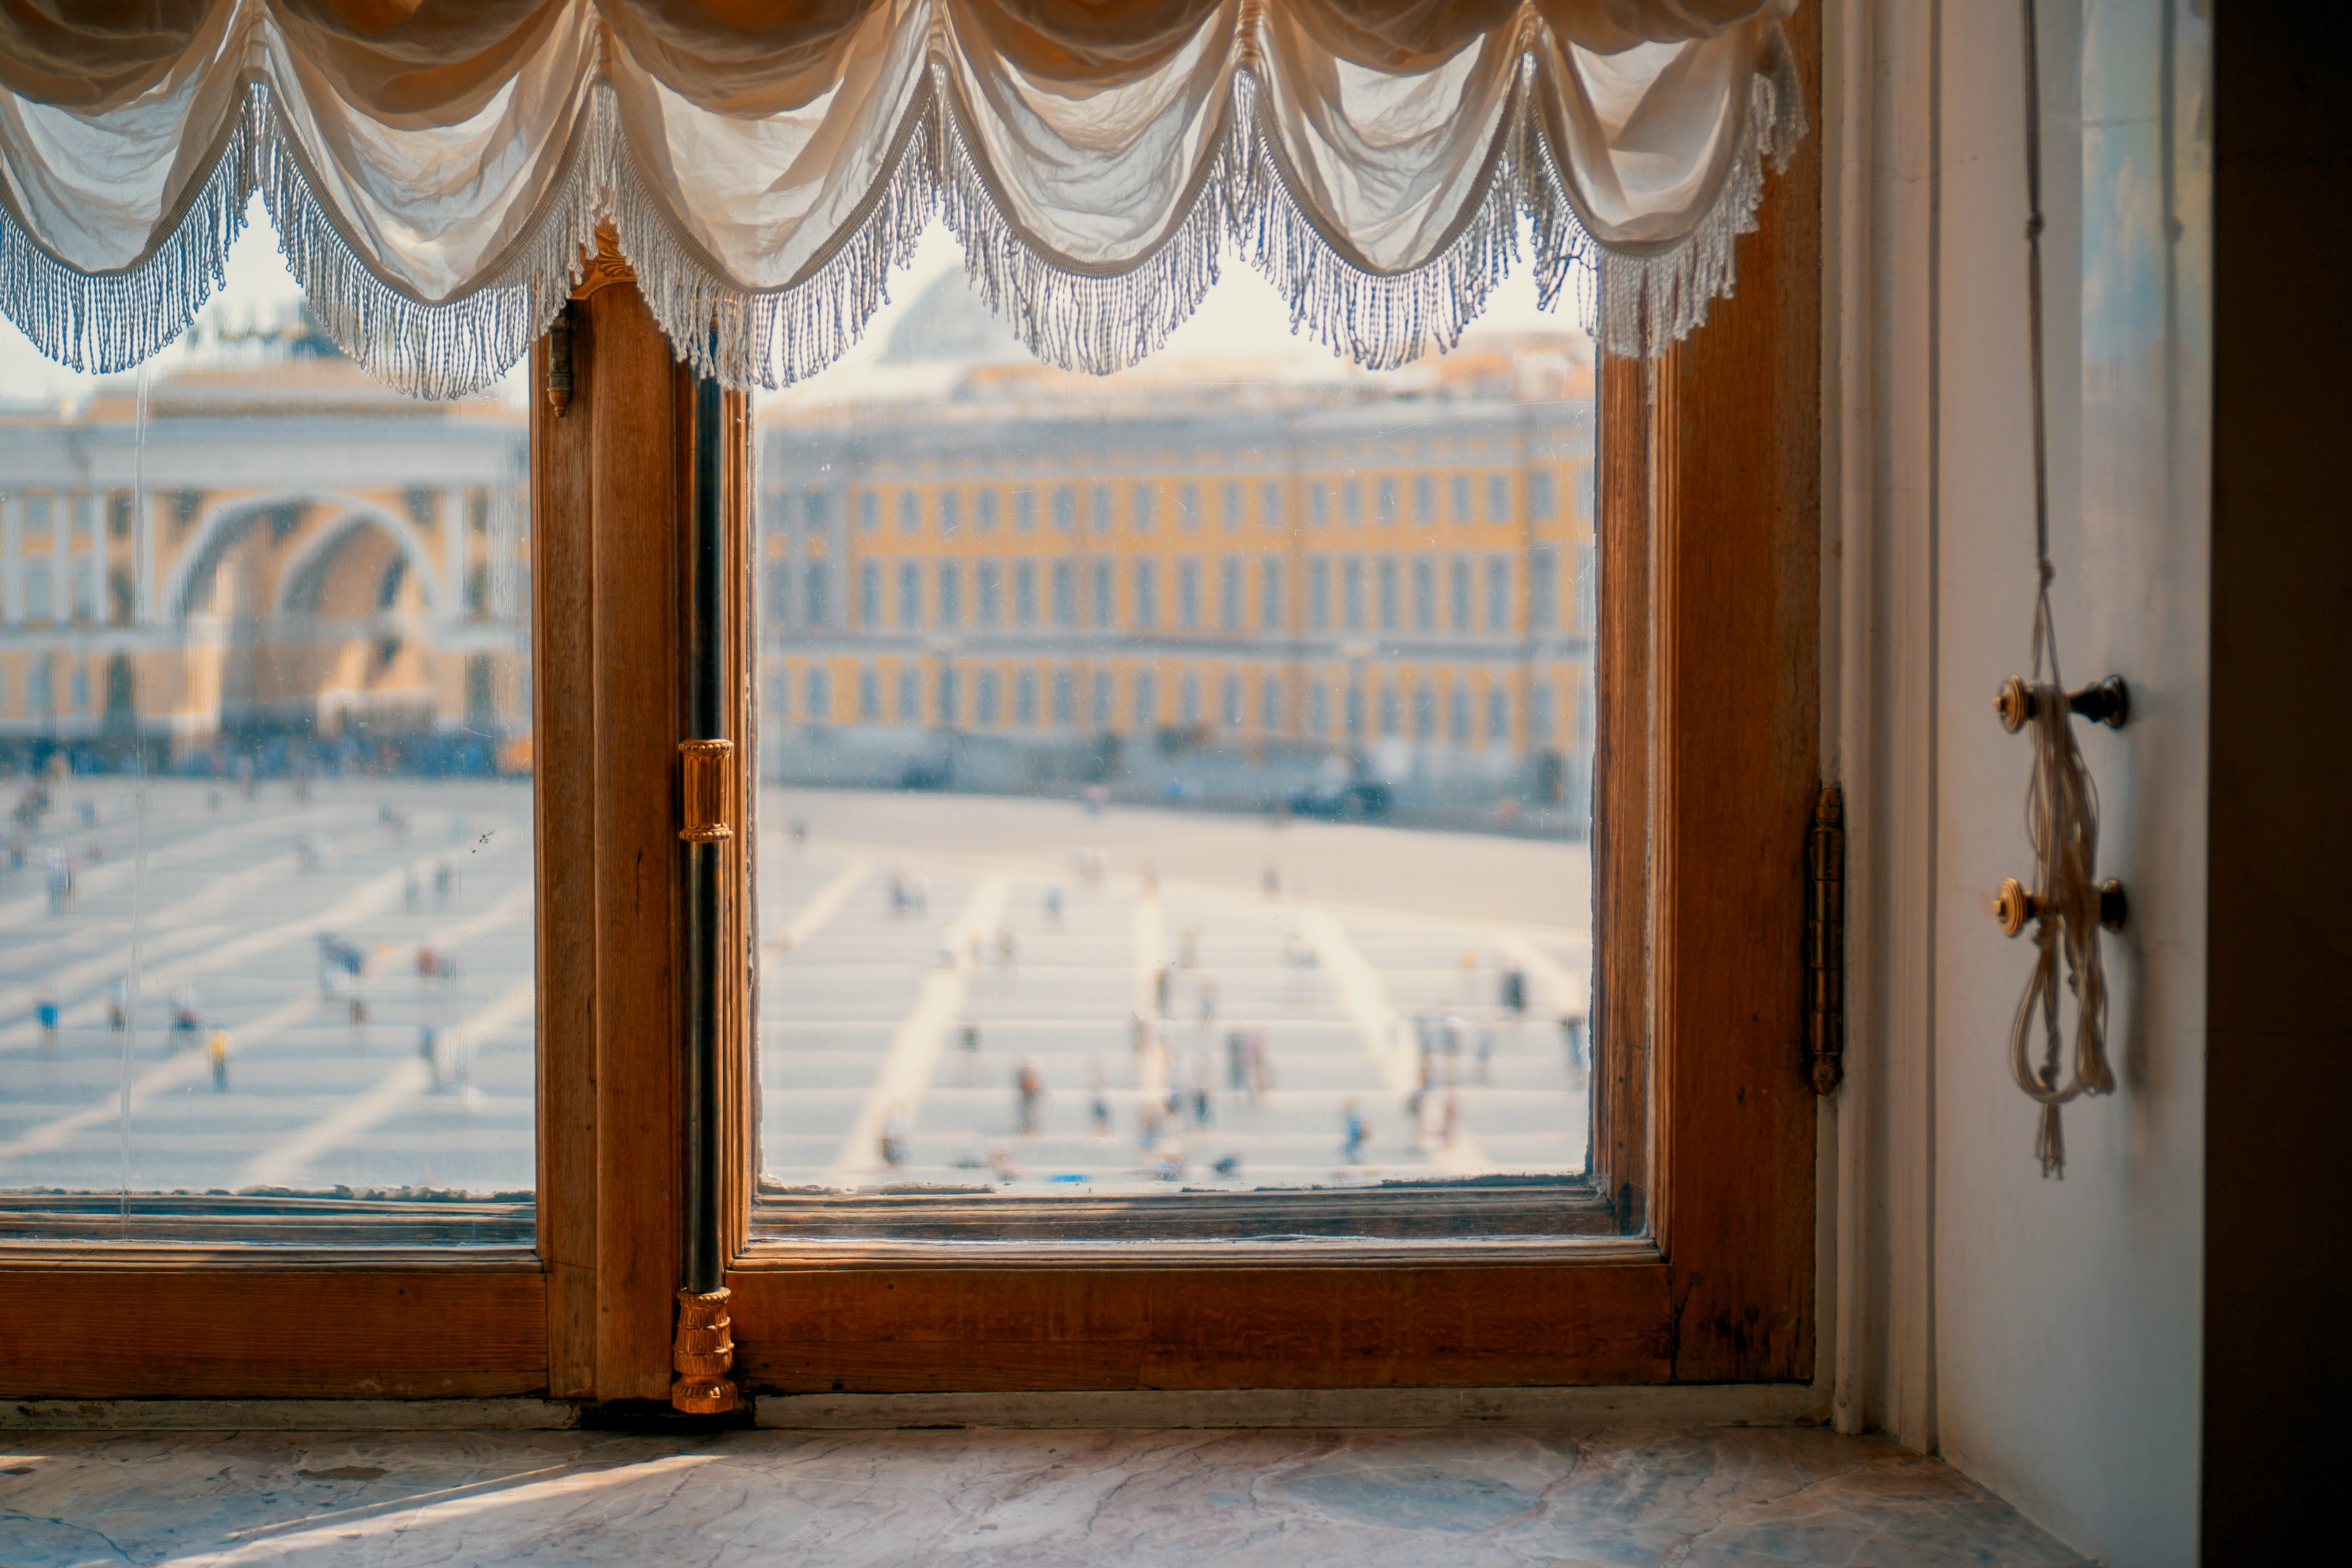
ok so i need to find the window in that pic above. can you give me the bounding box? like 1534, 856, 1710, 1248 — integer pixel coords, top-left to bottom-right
859, 489, 879, 531
1487, 472, 1510, 520
1450, 556, 1472, 632
1221, 481, 1242, 528
1053, 485, 1076, 531
23, 558, 52, 621
1310, 481, 1330, 526
898, 490, 920, 532
1132, 483, 1156, 531
1051, 667, 1075, 724
938, 561, 963, 626
1528, 468, 1557, 520
1413, 558, 1435, 632
977, 487, 1000, 531
1179, 482, 1201, 528
1451, 473, 1472, 522
1343, 477, 1363, 523
976, 560, 1002, 626
1259, 557, 1283, 632
1486, 686, 1509, 747
898, 560, 922, 628
1090, 483, 1112, 532
940, 489, 963, 534
1413, 474, 1435, 523
1092, 560, 1114, 629
1052, 560, 1076, 626
1530, 546, 1558, 630
1, 75, 1818, 1408
1178, 558, 1201, 628
1259, 480, 1281, 527
1485, 557, 1511, 633
805, 559, 833, 625
1133, 560, 1158, 627
1015, 486, 1037, 531
1219, 556, 1241, 629
1376, 475, 1398, 522
1014, 560, 1037, 627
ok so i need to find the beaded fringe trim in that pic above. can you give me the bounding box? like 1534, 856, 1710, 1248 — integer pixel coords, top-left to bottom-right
0, 28, 1806, 397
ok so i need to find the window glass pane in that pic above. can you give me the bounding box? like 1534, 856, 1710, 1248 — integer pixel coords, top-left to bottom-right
753, 234, 1593, 1223
1, 211, 534, 1237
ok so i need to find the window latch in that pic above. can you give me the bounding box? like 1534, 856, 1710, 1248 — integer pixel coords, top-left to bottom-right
679, 738, 735, 841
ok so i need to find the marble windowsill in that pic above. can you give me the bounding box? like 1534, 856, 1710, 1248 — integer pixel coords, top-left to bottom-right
0, 1424, 2080, 1567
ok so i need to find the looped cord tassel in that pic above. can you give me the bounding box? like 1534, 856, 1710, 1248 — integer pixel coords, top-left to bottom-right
2036, 1102, 2066, 1180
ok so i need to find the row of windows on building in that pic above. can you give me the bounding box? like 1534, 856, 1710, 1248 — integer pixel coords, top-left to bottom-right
0, 656, 99, 717
772, 660, 1572, 749
785, 467, 1568, 539
0, 556, 113, 624
773, 550, 1580, 637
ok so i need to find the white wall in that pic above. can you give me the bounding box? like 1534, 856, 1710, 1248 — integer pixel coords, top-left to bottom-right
1831, 3, 2209, 1562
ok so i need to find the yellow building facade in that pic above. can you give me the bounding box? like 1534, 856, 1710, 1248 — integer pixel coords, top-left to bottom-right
759, 336, 1596, 821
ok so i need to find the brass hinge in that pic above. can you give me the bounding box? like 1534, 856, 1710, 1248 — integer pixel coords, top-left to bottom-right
678, 738, 734, 842
1807, 784, 1845, 1096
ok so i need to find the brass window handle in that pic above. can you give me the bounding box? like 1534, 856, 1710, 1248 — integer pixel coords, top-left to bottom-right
679, 738, 734, 841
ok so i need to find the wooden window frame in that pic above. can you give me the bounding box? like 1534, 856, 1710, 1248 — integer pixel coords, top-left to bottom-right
0, 13, 1816, 1402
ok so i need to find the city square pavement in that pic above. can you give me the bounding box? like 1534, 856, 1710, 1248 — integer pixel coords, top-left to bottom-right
0, 780, 1589, 1214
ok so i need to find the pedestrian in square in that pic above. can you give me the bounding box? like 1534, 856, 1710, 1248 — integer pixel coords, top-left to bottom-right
1015, 1061, 1043, 1136
208, 1029, 229, 1092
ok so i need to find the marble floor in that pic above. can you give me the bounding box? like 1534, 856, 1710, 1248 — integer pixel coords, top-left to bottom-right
0, 1424, 2079, 1567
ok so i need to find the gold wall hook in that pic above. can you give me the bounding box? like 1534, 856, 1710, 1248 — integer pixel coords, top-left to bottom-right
1995, 876, 2128, 936
1996, 673, 2129, 732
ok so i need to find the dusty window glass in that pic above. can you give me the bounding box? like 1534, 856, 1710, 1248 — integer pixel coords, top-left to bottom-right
0, 212, 534, 1238
752, 234, 1595, 1223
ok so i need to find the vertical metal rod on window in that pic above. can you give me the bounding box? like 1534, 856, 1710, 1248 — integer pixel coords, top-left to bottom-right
673, 367, 737, 1414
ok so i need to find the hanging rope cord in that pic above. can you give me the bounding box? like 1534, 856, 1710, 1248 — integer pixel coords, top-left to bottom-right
2010, 0, 2114, 1177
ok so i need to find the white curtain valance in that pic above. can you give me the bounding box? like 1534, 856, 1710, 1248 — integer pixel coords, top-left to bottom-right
0, 1, 1804, 399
